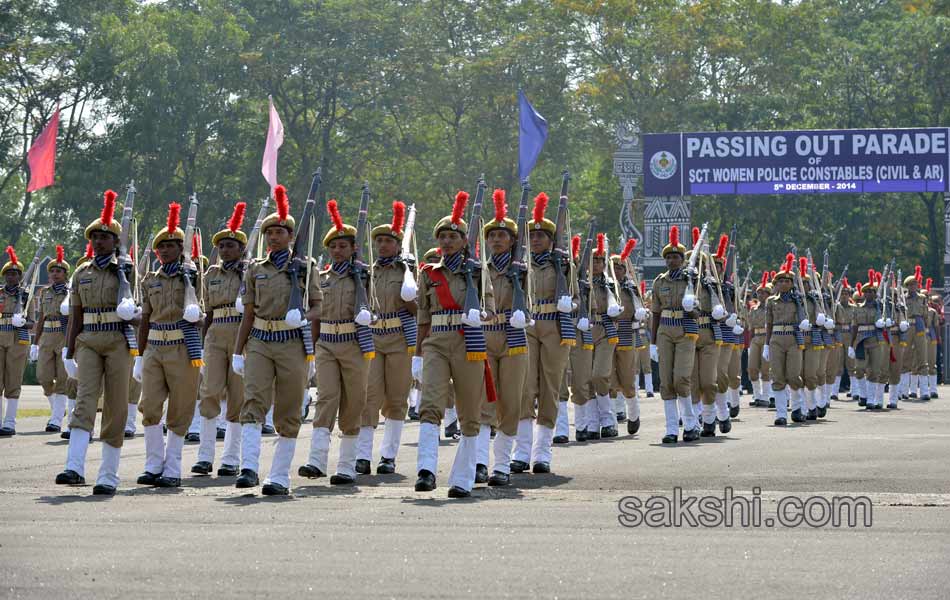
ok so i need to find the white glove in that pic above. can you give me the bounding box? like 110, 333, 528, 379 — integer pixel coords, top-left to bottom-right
762, 344, 771, 362
235, 296, 244, 314
400, 280, 417, 302
847, 346, 856, 360
199, 363, 206, 376
577, 317, 591, 332
899, 320, 909, 332
725, 313, 737, 328
461, 308, 481, 327
682, 294, 696, 312
824, 318, 835, 331
29, 344, 39, 361
732, 324, 744, 336
509, 309, 527, 329
11, 313, 25, 327
132, 356, 144, 382
285, 308, 304, 328
308, 359, 316, 379
116, 297, 137, 321
634, 306, 648, 321
60, 296, 71, 316
711, 304, 726, 320
799, 319, 811, 331
649, 344, 659, 363
557, 295, 573, 313
355, 308, 373, 327
885, 318, 893, 328
63, 352, 78, 379
607, 302, 622, 318
231, 354, 245, 376
875, 318, 885, 329
183, 303, 202, 323
411, 356, 424, 380
816, 313, 826, 327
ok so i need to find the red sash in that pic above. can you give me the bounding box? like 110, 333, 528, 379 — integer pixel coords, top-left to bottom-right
422, 264, 497, 402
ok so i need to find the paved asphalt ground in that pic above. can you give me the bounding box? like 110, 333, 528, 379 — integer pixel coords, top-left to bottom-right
1, 384, 949, 599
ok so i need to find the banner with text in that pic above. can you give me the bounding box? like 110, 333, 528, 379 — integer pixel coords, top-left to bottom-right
643, 128, 948, 196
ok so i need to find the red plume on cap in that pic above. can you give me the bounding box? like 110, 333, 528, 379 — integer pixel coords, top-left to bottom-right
532, 192, 549, 224
5, 246, 18, 265
166, 202, 181, 233
640, 280, 646, 296
451, 191, 469, 225
228, 202, 247, 233
715, 234, 728, 260
275, 184, 289, 221
101, 189, 117, 226
770, 270, 776, 280
926, 277, 933, 293
867, 269, 875, 285
691, 226, 700, 247
760, 271, 769, 288
915, 265, 922, 278
798, 257, 808, 275
782, 253, 794, 273
492, 189, 507, 223
875, 271, 882, 285
670, 225, 680, 248
595, 233, 606, 256
327, 199, 344, 232
571, 234, 581, 260
391, 201, 405, 235
56, 245, 64, 264
842, 276, 849, 289
85, 242, 93, 259
856, 282, 864, 294
620, 238, 637, 261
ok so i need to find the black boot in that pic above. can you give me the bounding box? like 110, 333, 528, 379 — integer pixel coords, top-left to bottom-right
682, 428, 700, 442
262, 482, 289, 495
235, 469, 259, 488
297, 464, 325, 479
600, 425, 618, 438
487, 471, 510, 486
509, 460, 529, 474
661, 434, 678, 444
414, 469, 436, 492
191, 461, 213, 475
552, 435, 569, 444
474, 463, 489, 484
729, 404, 740, 418
376, 457, 396, 475
447, 486, 470, 498
718, 418, 732, 434
330, 473, 355, 485
154, 476, 181, 488
806, 408, 817, 421
444, 420, 460, 439
355, 459, 371, 475
626, 418, 640, 435
858, 397, 867, 407
407, 407, 420, 421
184, 432, 200, 443
791, 409, 805, 423
575, 429, 588, 443
92, 484, 116, 496
616, 412, 627, 424
217, 464, 238, 477
136, 471, 162, 486
701, 421, 716, 437
774, 417, 787, 426
817, 405, 827, 418
532, 461, 551, 474
55, 470, 85, 485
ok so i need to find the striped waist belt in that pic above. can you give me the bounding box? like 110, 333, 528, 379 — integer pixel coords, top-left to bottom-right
320, 319, 357, 343
212, 305, 241, 323
483, 313, 508, 332
253, 317, 296, 332
772, 325, 796, 334
661, 310, 684, 319
431, 311, 464, 331
753, 327, 767, 336
43, 321, 65, 332
83, 311, 122, 325
371, 316, 403, 332
857, 325, 876, 332
148, 323, 184, 344
532, 299, 559, 321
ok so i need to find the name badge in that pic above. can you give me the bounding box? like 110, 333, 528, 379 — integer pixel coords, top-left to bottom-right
255, 274, 268, 280
149, 282, 162, 288
209, 279, 222, 286
79, 278, 93, 285
320, 281, 331, 288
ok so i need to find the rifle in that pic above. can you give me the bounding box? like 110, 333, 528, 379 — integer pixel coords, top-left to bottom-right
286, 171, 321, 322
116, 181, 135, 303
576, 220, 596, 330
243, 197, 270, 264
351, 182, 372, 325
181, 194, 201, 321
508, 182, 530, 327
682, 222, 708, 310
834, 263, 849, 306
14, 244, 45, 321
461, 176, 487, 323
552, 170, 572, 310
399, 203, 418, 298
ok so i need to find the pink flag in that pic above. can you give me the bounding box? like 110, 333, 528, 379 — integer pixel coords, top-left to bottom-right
27, 107, 59, 192
261, 96, 284, 194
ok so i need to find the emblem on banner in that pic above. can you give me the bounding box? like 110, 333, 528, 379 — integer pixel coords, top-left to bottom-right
649, 151, 677, 180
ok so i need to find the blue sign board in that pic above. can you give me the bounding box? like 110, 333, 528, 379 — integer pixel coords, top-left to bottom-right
642, 128, 949, 196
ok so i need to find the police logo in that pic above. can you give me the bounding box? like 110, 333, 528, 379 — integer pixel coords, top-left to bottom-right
649, 151, 677, 180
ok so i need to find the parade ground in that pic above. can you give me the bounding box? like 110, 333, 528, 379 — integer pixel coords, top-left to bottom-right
2, 384, 949, 599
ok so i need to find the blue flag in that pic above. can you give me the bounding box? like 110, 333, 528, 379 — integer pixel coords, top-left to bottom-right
518, 90, 548, 181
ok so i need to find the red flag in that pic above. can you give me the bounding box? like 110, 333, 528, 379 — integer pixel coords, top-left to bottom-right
26, 107, 59, 192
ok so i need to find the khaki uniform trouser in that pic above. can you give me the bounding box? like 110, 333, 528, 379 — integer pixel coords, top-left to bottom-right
128, 369, 141, 405
485, 331, 528, 436
313, 340, 369, 436
748, 335, 769, 380
690, 328, 719, 405
826, 345, 843, 385
569, 343, 593, 406
363, 333, 411, 426
241, 337, 307, 438
859, 339, 887, 383
590, 327, 616, 397
418, 331, 485, 437
729, 346, 741, 389
38, 336, 68, 395
199, 323, 243, 422
929, 341, 938, 377
845, 353, 856, 376
610, 347, 638, 398
657, 325, 696, 400
0, 332, 28, 399
909, 327, 929, 375
524, 320, 570, 428
770, 334, 802, 391
637, 345, 651, 375
67, 377, 77, 400
72, 331, 131, 447
889, 340, 905, 385
715, 337, 732, 394
141, 342, 201, 437
802, 342, 823, 390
